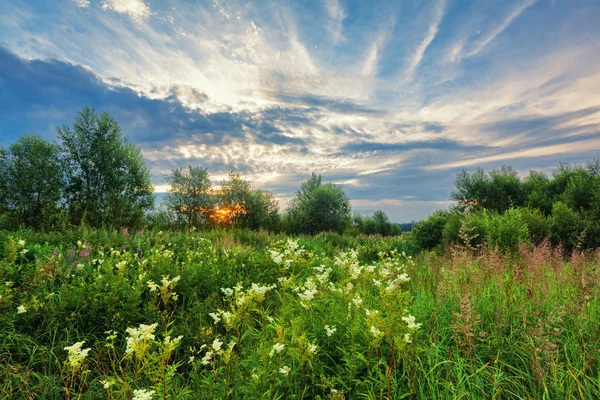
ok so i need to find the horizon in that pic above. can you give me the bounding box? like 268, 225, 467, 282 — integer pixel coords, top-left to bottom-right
1, 0, 599, 222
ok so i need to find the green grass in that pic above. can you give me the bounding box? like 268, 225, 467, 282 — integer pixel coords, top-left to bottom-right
0, 228, 598, 399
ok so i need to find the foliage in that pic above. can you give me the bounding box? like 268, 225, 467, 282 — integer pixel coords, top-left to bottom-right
57, 107, 154, 228
0, 136, 64, 230
164, 166, 215, 227
410, 211, 450, 250
285, 173, 352, 234
352, 210, 401, 236
452, 165, 524, 213
1, 228, 598, 399
219, 173, 279, 230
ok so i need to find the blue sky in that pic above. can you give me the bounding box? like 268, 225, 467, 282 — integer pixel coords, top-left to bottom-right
1, 0, 599, 222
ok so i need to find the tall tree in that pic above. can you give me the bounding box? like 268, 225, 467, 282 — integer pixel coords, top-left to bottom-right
3, 135, 63, 229
286, 173, 351, 234
219, 173, 279, 229
57, 107, 154, 227
164, 166, 215, 227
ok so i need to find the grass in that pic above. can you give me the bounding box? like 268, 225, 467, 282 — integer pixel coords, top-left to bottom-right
0, 228, 598, 399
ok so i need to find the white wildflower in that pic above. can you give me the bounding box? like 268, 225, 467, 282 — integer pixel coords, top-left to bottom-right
402, 315, 422, 330
370, 326, 383, 339
324, 325, 337, 337
279, 365, 290, 375
132, 388, 155, 400
64, 340, 91, 368
17, 305, 26, 314
212, 338, 223, 352
269, 342, 285, 356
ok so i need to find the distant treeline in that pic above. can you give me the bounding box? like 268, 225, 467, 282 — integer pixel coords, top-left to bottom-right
411, 162, 600, 252
0, 108, 400, 237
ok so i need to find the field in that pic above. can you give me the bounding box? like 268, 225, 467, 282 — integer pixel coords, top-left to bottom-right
1, 228, 599, 399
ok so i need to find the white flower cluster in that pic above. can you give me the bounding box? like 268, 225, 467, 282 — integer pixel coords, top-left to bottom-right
64, 340, 91, 368
267, 239, 306, 269
125, 323, 158, 356
269, 342, 285, 357
324, 325, 337, 337
132, 389, 155, 400
402, 315, 422, 330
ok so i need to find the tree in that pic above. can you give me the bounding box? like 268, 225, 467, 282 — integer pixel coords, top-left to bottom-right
164, 166, 215, 227
219, 173, 279, 229
57, 107, 154, 227
286, 173, 351, 234
3, 135, 64, 229
452, 166, 523, 213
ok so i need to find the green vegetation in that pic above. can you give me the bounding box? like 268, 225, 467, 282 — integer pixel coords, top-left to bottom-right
1, 229, 598, 398
412, 161, 600, 252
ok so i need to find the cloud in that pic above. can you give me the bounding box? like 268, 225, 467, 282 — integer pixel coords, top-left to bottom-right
425, 137, 600, 171
404, 0, 446, 81
466, 0, 537, 59
72, 0, 90, 7
101, 0, 152, 23
324, 0, 347, 43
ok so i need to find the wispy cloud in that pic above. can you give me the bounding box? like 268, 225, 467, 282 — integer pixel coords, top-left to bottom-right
403, 0, 446, 81
72, 0, 90, 7
324, 0, 347, 43
466, 0, 537, 58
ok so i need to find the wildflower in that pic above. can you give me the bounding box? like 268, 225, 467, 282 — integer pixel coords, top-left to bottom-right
298, 288, 317, 302
189, 355, 195, 364
201, 350, 213, 365
100, 379, 113, 389
279, 365, 290, 375
404, 333, 412, 344
209, 312, 221, 324
269, 342, 285, 356
373, 279, 382, 287
18, 239, 25, 247
352, 294, 363, 307
125, 323, 158, 356
308, 343, 318, 355
20, 249, 28, 255
212, 338, 223, 352
324, 325, 337, 336
17, 305, 26, 314
370, 326, 383, 339
132, 389, 155, 400
402, 315, 422, 330
266, 315, 275, 323
221, 287, 234, 296
64, 340, 91, 368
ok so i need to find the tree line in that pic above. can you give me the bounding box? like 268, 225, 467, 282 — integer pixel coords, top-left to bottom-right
0, 108, 399, 236
411, 162, 600, 252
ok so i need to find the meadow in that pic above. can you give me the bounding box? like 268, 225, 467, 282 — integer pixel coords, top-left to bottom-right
1, 228, 598, 399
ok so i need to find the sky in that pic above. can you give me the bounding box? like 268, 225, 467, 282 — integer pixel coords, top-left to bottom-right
1, 0, 600, 222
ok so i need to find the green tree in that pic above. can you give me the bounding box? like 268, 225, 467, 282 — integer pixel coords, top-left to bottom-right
57, 107, 154, 227
219, 173, 279, 230
452, 166, 523, 213
3, 135, 64, 229
286, 173, 351, 234
164, 166, 215, 227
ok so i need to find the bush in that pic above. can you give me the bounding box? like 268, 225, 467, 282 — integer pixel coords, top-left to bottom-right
411, 211, 449, 250
484, 208, 529, 253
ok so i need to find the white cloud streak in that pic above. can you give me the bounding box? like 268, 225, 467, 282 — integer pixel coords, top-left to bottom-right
466, 0, 537, 58
404, 0, 446, 81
